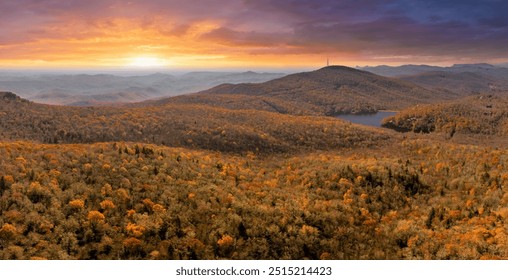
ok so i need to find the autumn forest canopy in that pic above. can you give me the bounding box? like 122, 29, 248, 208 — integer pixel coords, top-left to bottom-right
1, 60, 508, 260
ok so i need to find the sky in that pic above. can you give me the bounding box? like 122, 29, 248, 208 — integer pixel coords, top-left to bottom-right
1, 0, 507, 70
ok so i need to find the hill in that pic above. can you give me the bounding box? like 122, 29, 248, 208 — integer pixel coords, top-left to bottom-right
382, 94, 508, 136
154, 66, 448, 116
0, 92, 393, 154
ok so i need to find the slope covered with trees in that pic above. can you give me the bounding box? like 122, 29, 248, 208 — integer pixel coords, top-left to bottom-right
1, 139, 507, 259
382, 95, 508, 136
153, 93, 323, 116
0, 92, 393, 154
153, 66, 450, 115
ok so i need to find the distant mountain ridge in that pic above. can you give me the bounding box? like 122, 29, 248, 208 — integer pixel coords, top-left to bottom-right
358, 63, 505, 77
5, 63, 507, 113
0, 71, 285, 106
399, 71, 505, 94
359, 63, 508, 96
358, 64, 443, 77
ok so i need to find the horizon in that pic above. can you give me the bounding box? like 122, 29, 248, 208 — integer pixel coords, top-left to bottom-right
1, 1, 508, 69
1, 61, 507, 77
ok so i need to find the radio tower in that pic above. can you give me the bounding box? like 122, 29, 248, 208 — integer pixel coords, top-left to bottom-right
327, 58, 329, 66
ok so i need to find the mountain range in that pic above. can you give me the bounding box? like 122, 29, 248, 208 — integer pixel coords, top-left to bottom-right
3, 63, 508, 110
359, 63, 508, 95
0, 71, 285, 106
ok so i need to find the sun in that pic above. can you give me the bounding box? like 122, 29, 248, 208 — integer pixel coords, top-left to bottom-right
127, 56, 168, 68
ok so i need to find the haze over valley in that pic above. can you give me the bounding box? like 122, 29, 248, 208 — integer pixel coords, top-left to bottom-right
0, 71, 285, 106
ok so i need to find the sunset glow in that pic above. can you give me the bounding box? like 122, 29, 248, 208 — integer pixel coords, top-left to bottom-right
127, 56, 169, 68
0, 0, 507, 69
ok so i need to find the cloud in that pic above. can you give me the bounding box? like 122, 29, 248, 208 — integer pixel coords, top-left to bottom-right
239, 0, 508, 62
200, 27, 289, 47
1, 0, 508, 66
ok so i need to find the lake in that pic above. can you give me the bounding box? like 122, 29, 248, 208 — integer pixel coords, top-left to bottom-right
335, 111, 397, 127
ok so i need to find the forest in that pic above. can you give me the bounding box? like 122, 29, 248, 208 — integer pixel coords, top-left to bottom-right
0, 91, 393, 154
1, 67, 508, 260
1, 139, 507, 259
382, 95, 508, 137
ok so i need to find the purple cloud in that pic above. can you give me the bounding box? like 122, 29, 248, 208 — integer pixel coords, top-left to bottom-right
1, 0, 507, 64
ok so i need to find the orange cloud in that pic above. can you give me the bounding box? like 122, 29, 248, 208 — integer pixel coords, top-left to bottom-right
1, 0, 507, 69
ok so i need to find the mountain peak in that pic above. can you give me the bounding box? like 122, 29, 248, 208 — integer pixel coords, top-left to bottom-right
320, 65, 360, 71
317, 65, 373, 75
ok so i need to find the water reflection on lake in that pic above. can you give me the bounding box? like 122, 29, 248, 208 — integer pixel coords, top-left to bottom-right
335, 111, 397, 127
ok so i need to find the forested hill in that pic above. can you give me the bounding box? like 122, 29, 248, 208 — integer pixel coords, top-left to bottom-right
0, 92, 394, 154
382, 94, 508, 136
155, 66, 455, 116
